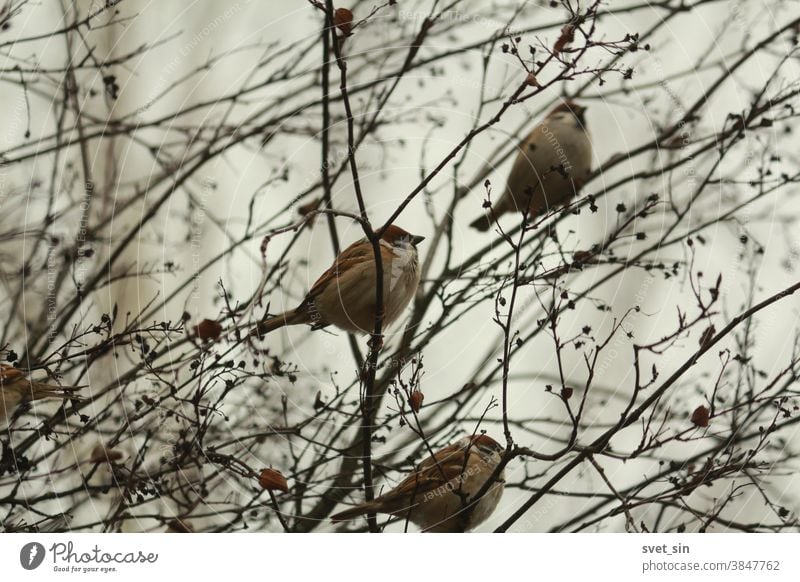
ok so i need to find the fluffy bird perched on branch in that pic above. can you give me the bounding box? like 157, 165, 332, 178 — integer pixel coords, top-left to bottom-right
251, 225, 424, 337
332, 434, 505, 532
0, 364, 83, 426
470, 101, 592, 231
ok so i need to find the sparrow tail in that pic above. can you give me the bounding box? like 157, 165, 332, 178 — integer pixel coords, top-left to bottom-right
249, 309, 307, 339
28, 382, 84, 401
331, 502, 379, 523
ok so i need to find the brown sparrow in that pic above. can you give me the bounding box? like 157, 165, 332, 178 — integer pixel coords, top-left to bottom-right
470, 101, 592, 231
331, 434, 505, 532
251, 225, 424, 337
0, 364, 82, 425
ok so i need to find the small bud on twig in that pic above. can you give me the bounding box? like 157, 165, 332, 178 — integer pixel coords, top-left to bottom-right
334, 8, 353, 36
258, 468, 289, 493
298, 197, 321, 218
698, 324, 716, 350
194, 319, 222, 341
690, 405, 710, 428
409, 390, 424, 413
554, 23, 575, 54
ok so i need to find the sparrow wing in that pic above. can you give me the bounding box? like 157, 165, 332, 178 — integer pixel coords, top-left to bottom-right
376, 443, 471, 508
305, 238, 375, 300
1, 365, 83, 399
503, 125, 548, 202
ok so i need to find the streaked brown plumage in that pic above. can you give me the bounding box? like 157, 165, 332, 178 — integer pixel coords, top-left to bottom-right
0, 364, 82, 425
332, 434, 505, 532
251, 225, 424, 337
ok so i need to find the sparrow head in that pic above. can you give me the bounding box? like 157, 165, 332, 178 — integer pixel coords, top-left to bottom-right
380, 225, 425, 250
468, 434, 504, 461
547, 101, 587, 128
0, 364, 25, 385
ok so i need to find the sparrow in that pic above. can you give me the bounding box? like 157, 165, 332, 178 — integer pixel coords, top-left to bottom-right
331, 434, 505, 532
470, 101, 592, 231
251, 225, 424, 337
0, 364, 82, 426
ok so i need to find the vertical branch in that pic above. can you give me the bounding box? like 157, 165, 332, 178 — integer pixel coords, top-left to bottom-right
326, 0, 382, 533
320, 8, 340, 256
64, 2, 96, 274
497, 208, 531, 446
321, 6, 366, 369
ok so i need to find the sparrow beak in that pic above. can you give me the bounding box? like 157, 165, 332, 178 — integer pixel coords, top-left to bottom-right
410, 235, 425, 246
573, 104, 587, 125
